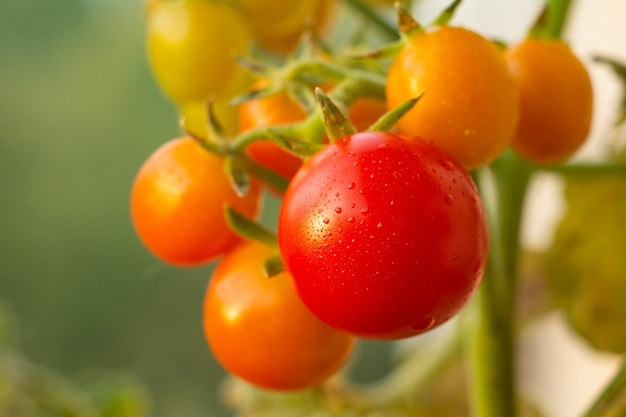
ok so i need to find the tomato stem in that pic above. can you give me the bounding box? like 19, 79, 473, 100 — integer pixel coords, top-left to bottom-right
465, 151, 535, 417
546, 0, 574, 39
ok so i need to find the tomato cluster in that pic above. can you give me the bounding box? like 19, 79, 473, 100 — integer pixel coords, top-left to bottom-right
132, 0, 594, 393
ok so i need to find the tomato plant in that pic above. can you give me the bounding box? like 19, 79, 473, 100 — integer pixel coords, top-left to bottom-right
238, 85, 389, 181
146, 0, 251, 103
278, 131, 489, 339
130, 136, 262, 266
386, 25, 519, 170
132, 1, 626, 416
203, 241, 355, 390
505, 37, 593, 164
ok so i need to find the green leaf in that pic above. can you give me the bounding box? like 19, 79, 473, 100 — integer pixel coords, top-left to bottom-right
545, 176, 626, 353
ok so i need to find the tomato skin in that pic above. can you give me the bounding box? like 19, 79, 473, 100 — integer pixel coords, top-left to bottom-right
505, 38, 593, 165
146, 0, 250, 103
278, 132, 488, 340
131, 137, 262, 266
386, 26, 519, 170
203, 241, 355, 390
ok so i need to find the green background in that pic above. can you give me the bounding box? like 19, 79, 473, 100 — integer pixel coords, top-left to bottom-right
0, 1, 391, 415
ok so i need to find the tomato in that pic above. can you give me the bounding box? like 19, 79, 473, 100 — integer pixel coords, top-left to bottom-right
278, 132, 488, 340
131, 137, 262, 266
239, 87, 308, 180
146, 0, 251, 103
234, 0, 332, 53
505, 38, 593, 165
386, 26, 519, 170
203, 241, 355, 390
239, 85, 388, 181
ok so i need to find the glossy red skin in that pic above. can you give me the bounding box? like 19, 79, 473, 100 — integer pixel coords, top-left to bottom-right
278, 132, 488, 340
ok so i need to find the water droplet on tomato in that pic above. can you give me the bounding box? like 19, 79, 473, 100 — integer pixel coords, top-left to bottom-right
361, 206, 369, 215
348, 182, 355, 189
411, 317, 435, 332
335, 207, 342, 214
444, 195, 453, 206
438, 159, 455, 171
377, 222, 383, 229
323, 218, 330, 224
348, 217, 355, 223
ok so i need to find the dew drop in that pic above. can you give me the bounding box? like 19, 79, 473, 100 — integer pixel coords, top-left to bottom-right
361, 206, 369, 215
411, 317, 435, 332
348, 182, 356, 190
438, 159, 455, 171
348, 217, 355, 223
323, 218, 330, 224
377, 222, 383, 229
335, 207, 342, 214
444, 195, 453, 206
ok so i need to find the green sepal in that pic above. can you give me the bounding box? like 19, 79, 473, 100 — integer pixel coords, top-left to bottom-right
396, 4, 424, 41
234, 54, 272, 78
263, 253, 285, 278
225, 157, 251, 198
315, 87, 356, 142
343, 40, 405, 61
431, 0, 463, 26
367, 92, 423, 132
225, 205, 278, 247
263, 128, 324, 157
240, 156, 291, 194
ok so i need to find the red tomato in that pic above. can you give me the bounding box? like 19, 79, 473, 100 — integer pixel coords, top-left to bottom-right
278, 132, 488, 340
131, 137, 262, 266
203, 241, 355, 390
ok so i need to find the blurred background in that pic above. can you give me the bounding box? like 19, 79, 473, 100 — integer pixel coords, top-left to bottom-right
0, 1, 394, 416
0, 0, 624, 416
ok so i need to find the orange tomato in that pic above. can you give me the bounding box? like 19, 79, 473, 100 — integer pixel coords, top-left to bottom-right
239, 88, 308, 180
386, 26, 519, 170
505, 38, 593, 165
131, 137, 262, 266
203, 241, 355, 390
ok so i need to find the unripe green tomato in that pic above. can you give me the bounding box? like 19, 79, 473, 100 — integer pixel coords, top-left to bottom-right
146, 0, 251, 103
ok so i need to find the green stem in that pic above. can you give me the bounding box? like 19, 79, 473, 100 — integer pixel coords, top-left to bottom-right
546, 0, 574, 39
581, 357, 626, 417
465, 151, 535, 417
341, 0, 399, 41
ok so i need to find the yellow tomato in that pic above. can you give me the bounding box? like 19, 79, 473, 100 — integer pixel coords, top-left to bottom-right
235, 0, 332, 53
146, 0, 251, 103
